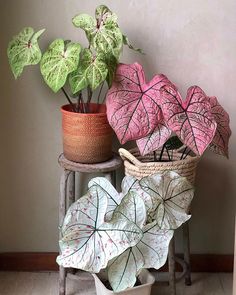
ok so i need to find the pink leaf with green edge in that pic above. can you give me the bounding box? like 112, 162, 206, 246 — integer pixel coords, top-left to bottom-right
106, 62, 173, 144
161, 85, 217, 156
136, 121, 172, 156
208, 96, 231, 157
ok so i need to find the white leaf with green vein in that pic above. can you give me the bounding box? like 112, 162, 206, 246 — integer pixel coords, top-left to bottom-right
108, 221, 173, 292
40, 39, 81, 92
88, 177, 123, 221
7, 27, 45, 78
69, 49, 108, 93
57, 184, 143, 273
140, 171, 194, 229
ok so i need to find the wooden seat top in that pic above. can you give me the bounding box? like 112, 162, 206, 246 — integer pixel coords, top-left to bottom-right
58, 153, 123, 173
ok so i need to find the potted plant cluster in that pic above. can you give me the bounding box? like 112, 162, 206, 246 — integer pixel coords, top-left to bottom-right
57, 172, 194, 294
7, 5, 141, 163
106, 62, 231, 183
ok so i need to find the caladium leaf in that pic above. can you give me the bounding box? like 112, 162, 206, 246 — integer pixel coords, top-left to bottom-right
7, 27, 45, 78
161, 85, 217, 155
139, 171, 194, 229
121, 176, 153, 212
123, 35, 144, 54
108, 221, 173, 292
73, 6, 122, 59
88, 177, 123, 220
208, 96, 231, 157
106, 63, 173, 144
69, 48, 108, 93
40, 39, 81, 92
57, 184, 143, 272
136, 122, 172, 156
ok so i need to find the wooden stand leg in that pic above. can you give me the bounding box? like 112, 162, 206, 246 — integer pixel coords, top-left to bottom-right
168, 237, 176, 295
183, 222, 192, 286
68, 171, 75, 208
104, 172, 112, 183
59, 169, 70, 295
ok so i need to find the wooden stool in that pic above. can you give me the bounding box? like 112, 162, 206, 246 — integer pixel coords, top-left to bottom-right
58, 153, 123, 295
167, 222, 192, 295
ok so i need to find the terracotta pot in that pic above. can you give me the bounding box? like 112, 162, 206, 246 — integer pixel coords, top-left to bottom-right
92, 269, 155, 295
61, 103, 113, 163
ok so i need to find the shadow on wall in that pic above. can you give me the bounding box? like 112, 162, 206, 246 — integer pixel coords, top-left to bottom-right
190, 152, 234, 253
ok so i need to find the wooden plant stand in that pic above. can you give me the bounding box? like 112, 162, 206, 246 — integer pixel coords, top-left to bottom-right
58, 153, 123, 295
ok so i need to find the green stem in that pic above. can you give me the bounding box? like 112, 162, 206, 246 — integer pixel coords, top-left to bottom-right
166, 146, 171, 161
87, 87, 93, 113
153, 151, 157, 162
97, 81, 104, 105
62, 87, 76, 112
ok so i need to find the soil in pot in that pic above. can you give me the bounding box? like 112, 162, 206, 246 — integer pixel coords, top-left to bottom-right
102, 278, 142, 290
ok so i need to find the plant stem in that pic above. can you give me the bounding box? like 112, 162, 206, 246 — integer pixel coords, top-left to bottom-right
62, 87, 76, 112
97, 81, 104, 105
159, 144, 166, 162
153, 151, 157, 162
166, 146, 171, 161
87, 87, 93, 113
183, 149, 192, 160
180, 146, 188, 160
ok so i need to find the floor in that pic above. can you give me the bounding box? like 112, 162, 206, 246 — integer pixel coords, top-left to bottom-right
0, 271, 233, 295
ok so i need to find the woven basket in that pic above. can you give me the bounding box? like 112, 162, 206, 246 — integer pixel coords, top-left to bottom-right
61, 103, 113, 164
119, 147, 200, 185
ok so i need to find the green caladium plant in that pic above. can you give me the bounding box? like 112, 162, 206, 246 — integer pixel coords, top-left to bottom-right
57, 172, 194, 292
40, 39, 81, 92
7, 5, 142, 113
7, 27, 45, 78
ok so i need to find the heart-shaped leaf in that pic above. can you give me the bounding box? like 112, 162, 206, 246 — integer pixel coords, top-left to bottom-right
40, 39, 81, 92
69, 49, 108, 93
88, 177, 123, 221
136, 121, 172, 156
108, 221, 173, 292
106, 63, 173, 144
122, 35, 144, 54
208, 96, 231, 157
73, 5, 122, 59
7, 27, 45, 78
57, 183, 143, 272
161, 85, 217, 155
139, 171, 194, 229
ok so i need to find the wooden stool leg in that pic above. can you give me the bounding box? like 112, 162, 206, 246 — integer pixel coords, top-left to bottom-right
183, 222, 192, 286
168, 237, 176, 295
59, 169, 70, 295
104, 172, 112, 183
68, 171, 75, 207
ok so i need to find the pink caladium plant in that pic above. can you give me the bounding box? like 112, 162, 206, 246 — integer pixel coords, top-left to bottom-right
207, 96, 231, 157
106, 63, 174, 144
161, 85, 217, 156
106, 62, 231, 159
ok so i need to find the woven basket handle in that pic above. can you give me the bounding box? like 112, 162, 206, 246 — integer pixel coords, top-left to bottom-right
119, 148, 142, 166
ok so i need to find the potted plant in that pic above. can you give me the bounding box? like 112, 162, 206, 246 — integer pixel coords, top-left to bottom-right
56, 172, 194, 294
105, 62, 231, 183
7, 5, 142, 163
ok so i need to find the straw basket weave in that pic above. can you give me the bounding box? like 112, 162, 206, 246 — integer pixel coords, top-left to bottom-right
119, 147, 200, 185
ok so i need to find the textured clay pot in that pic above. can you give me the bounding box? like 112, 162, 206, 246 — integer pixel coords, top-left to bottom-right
61, 103, 113, 163
92, 269, 155, 295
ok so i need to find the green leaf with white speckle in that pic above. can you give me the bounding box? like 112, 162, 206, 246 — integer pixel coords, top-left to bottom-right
40, 39, 81, 92
7, 27, 45, 79
69, 48, 108, 93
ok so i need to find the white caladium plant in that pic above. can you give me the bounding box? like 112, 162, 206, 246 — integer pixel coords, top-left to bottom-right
106, 62, 231, 159
57, 171, 194, 292
7, 5, 142, 113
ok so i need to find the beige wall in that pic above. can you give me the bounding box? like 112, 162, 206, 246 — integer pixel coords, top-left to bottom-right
0, 0, 235, 253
